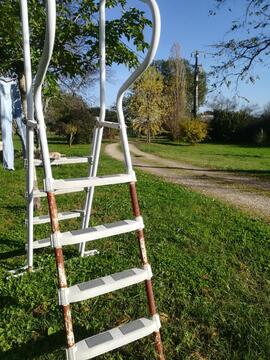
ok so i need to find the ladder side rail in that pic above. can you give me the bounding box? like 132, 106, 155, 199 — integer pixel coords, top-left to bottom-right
115, 1, 165, 358
81, 0, 161, 255
130, 183, 165, 359
116, 0, 161, 173
20, 0, 35, 272
80, 0, 106, 256
34, 0, 55, 187
79, 125, 99, 255
33, 0, 76, 351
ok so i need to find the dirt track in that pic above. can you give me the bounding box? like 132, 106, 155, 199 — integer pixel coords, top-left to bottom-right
105, 142, 270, 221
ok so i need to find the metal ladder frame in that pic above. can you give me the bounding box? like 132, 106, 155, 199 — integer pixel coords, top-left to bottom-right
21, 0, 165, 358
18, 0, 98, 275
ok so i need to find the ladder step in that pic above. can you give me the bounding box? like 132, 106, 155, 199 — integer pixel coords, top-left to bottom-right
33, 218, 144, 250
33, 211, 83, 225
51, 173, 135, 191
59, 267, 152, 305
34, 156, 91, 167
33, 188, 85, 198
99, 121, 120, 129
67, 317, 160, 360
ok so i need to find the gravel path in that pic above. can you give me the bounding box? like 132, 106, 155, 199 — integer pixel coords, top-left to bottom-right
105, 142, 270, 221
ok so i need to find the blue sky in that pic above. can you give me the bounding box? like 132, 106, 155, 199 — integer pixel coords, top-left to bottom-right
89, 0, 270, 112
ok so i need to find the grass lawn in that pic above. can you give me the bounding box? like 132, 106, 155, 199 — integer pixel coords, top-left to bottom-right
0, 137, 269, 359
136, 141, 270, 177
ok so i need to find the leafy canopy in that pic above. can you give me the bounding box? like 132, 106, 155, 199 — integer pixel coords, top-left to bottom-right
130, 66, 164, 143
0, 0, 151, 87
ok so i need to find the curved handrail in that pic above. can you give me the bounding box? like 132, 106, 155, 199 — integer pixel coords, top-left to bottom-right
34, 0, 56, 183
116, 0, 161, 171
117, 0, 161, 99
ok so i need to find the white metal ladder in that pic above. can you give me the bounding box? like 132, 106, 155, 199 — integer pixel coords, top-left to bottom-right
21, 0, 165, 358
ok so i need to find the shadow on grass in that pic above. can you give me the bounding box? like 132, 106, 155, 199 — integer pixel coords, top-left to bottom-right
4, 204, 26, 212
0, 330, 66, 360
0, 296, 20, 308
47, 136, 66, 144
134, 163, 270, 176
137, 140, 188, 147
0, 248, 25, 260
0, 324, 99, 360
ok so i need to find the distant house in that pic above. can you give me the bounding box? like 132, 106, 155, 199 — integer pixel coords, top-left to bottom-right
200, 111, 214, 122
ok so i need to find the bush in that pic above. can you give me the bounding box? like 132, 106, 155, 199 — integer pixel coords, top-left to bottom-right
180, 118, 208, 144
210, 109, 254, 142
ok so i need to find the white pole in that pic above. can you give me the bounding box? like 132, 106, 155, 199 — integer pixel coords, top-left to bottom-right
80, 0, 161, 256
34, 0, 56, 188
80, 0, 106, 256
116, 0, 161, 173
20, 0, 35, 271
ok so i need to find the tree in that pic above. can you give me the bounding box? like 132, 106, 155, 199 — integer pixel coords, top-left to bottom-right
0, 0, 152, 99
211, 0, 270, 86
162, 44, 187, 140
46, 93, 95, 145
130, 67, 164, 143
154, 45, 208, 140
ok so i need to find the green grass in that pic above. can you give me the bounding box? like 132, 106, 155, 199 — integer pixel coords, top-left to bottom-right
0, 137, 270, 359
136, 141, 270, 177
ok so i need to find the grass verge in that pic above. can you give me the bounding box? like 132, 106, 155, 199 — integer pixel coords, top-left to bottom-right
136, 141, 270, 178
0, 137, 269, 359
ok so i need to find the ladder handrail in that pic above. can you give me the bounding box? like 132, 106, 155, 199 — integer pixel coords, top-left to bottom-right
34, 0, 56, 184
116, 0, 161, 172
20, 0, 35, 271
100, 0, 161, 125
100, 0, 106, 123
117, 0, 161, 100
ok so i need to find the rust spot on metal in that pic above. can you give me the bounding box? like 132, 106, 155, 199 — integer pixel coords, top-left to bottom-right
47, 191, 75, 349
55, 248, 68, 288
154, 331, 165, 360
47, 192, 60, 233
129, 181, 165, 359
129, 182, 140, 217
138, 232, 148, 265
63, 305, 75, 348
145, 280, 157, 315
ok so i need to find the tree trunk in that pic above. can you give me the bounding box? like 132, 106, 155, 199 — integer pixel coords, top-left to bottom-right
19, 73, 41, 211
69, 133, 74, 147
147, 124, 151, 143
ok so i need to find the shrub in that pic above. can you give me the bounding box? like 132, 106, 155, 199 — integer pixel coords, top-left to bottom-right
210, 109, 254, 142
180, 118, 208, 144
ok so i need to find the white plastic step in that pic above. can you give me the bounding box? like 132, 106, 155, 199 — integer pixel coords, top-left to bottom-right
66, 316, 161, 360
50, 173, 134, 192
32, 218, 144, 250
33, 188, 85, 198
98, 121, 120, 129
33, 210, 83, 225
34, 156, 91, 167
59, 267, 152, 305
